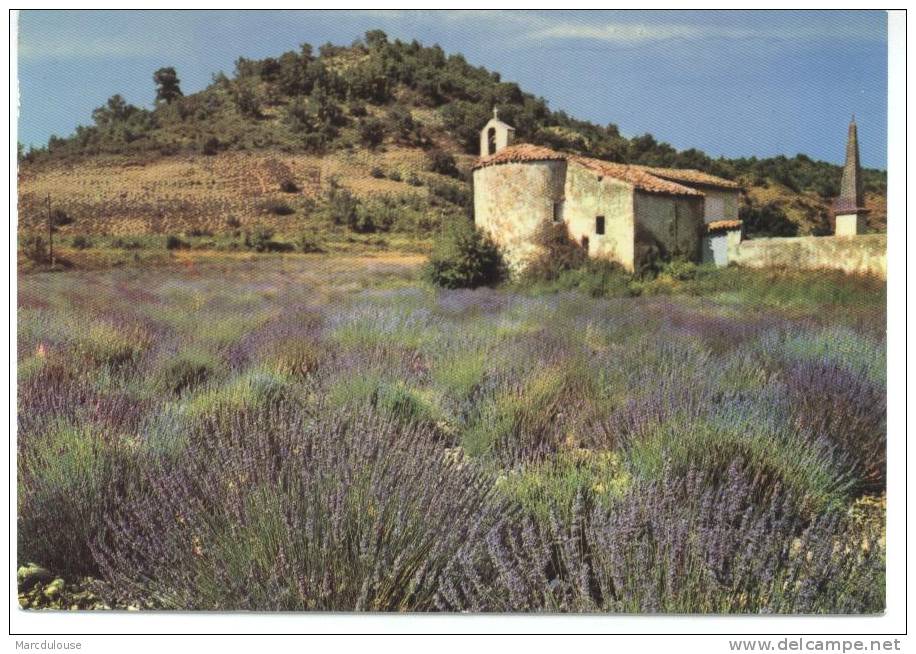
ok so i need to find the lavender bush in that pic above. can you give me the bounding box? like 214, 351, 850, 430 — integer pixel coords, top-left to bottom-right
440, 460, 884, 613
93, 406, 509, 610
17, 259, 886, 612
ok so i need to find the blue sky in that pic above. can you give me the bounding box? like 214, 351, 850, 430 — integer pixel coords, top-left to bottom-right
17, 10, 888, 168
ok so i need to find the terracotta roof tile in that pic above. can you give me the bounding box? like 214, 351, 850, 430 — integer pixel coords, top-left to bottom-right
474, 144, 567, 168
705, 219, 743, 233
571, 156, 702, 196
636, 166, 741, 190
474, 144, 702, 196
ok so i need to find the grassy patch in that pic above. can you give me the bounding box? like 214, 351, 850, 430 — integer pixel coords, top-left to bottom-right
496, 448, 630, 521
73, 321, 150, 367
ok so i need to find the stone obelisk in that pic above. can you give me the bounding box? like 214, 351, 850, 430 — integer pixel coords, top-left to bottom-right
833, 116, 869, 236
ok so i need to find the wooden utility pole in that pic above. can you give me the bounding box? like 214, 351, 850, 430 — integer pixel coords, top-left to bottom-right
46, 193, 54, 266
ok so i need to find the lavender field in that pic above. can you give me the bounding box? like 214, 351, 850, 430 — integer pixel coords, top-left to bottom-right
17, 255, 886, 612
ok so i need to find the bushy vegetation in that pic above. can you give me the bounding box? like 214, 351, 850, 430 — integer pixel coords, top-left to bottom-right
521, 222, 589, 282
18, 257, 885, 612
20, 30, 885, 208
425, 221, 506, 289
740, 200, 800, 238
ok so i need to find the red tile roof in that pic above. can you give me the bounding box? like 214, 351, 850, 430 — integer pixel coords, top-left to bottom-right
474, 144, 568, 168
571, 156, 701, 196
705, 219, 743, 233
636, 166, 741, 190
474, 144, 702, 196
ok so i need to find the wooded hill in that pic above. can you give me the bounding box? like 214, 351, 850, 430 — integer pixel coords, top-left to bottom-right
18, 30, 887, 244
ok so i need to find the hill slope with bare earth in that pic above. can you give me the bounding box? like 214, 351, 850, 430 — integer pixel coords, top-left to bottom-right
19, 146, 476, 238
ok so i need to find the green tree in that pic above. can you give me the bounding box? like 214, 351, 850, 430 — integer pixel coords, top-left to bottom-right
739, 201, 799, 237
91, 95, 136, 126
153, 67, 183, 105
358, 117, 386, 149
428, 149, 459, 177
440, 101, 491, 153
364, 30, 389, 50
233, 81, 261, 118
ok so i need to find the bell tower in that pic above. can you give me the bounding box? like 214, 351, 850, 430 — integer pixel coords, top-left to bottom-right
480, 107, 515, 158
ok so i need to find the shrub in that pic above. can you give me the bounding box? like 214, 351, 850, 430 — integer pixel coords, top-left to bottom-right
165, 234, 187, 250
324, 180, 359, 226
428, 149, 459, 177
244, 225, 275, 252
20, 234, 48, 264
74, 322, 150, 368
201, 137, 220, 156
183, 369, 294, 425
296, 233, 325, 253
94, 408, 509, 610
260, 337, 322, 378
427, 179, 471, 208
51, 209, 74, 227
461, 365, 580, 463
18, 421, 140, 576
659, 256, 698, 281
425, 221, 507, 289
440, 460, 884, 613
279, 179, 299, 193
740, 201, 798, 238
232, 84, 260, 118
112, 237, 142, 250
262, 200, 295, 216
548, 259, 635, 298
521, 222, 588, 282
388, 106, 418, 143
616, 408, 854, 513
370, 167, 386, 179
784, 360, 886, 493
406, 173, 423, 187
153, 350, 221, 395
358, 117, 386, 148
388, 170, 402, 182
71, 235, 92, 250
376, 381, 449, 431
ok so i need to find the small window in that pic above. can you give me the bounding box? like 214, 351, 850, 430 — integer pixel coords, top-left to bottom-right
552, 200, 564, 223
595, 215, 605, 235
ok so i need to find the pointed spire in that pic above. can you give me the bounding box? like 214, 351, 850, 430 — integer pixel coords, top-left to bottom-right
835, 116, 865, 213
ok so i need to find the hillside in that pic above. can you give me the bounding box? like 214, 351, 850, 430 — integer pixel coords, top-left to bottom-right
17, 30, 887, 247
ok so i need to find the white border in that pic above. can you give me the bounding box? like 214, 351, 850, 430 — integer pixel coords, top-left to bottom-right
5, 3, 909, 647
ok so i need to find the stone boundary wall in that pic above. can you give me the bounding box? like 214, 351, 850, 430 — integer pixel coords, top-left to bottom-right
730, 233, 886, 279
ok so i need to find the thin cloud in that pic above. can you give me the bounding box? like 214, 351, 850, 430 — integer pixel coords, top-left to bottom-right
524, 19, 882, 45
393, 10, 884, 47
526, 22, 742, 44
18, 37, 159, 60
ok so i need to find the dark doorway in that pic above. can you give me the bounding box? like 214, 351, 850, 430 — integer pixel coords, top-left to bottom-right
487, 128, 497, 155
581, 235, 589, 251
